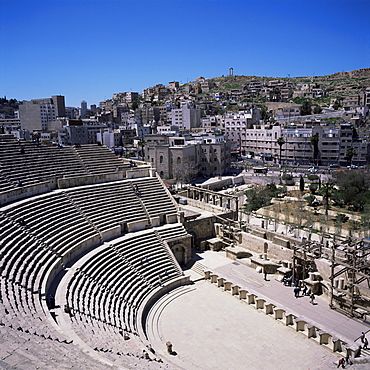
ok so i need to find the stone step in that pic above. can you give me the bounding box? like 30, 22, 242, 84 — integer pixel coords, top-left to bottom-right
191, 261, 207, 276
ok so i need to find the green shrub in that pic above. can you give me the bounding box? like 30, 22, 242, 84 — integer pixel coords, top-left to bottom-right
282, 174, 293, 181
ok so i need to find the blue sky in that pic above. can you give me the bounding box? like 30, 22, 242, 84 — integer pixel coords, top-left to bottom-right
1, 0, 369, 107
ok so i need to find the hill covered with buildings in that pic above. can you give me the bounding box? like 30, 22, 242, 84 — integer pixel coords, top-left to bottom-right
1, 67, 370, 183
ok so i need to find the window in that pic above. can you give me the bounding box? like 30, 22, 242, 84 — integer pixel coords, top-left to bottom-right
177, 157, 181, 165
160, 155, 163, 164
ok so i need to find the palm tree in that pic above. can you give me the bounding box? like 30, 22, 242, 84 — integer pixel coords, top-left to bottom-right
277, 136, 285, 165
346, 147, 357, 167
138, 139, 146, 161
310, 133, 319, 165
321, 182, 335, 220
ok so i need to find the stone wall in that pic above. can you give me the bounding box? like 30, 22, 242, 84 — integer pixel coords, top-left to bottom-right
240, 231, 294, 261
179, 196, 228, 214
57, 172, 125, 188
184, 216, 219, 247
0, 180, 57, 206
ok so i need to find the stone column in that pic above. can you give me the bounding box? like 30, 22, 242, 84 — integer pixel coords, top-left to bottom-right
217, 277, 225, 287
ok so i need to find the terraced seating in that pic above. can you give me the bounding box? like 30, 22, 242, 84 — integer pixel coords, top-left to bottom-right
132, 177, 178, 220
66, 181, 147, 232
0, 324, 111, 370
0, 213, 73, 352
0, 175, 185, 368
65, 226, 185, 341
3, 193, 101, 260
0, 141, 89, 187
0, 172, 17, 192
156, 223, 190, 241
74, 145, 126, 174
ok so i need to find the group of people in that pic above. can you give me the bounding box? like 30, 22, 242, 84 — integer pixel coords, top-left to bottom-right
338, 332, 369, 367
283, 275, 316, 304
337, 355, 352, 368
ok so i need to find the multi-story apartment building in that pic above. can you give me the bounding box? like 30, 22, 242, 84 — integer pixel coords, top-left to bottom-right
238, 123, 369, 166
145, 133, 231, 181
195, 77, 216, 93
169, 102, 201, 130
167, 81, 179, 92
58, 119, 107, 145
19, 95, 65, 131
224, 108, 261, 147
142, 84, 169, 102
112, 92, 139, 104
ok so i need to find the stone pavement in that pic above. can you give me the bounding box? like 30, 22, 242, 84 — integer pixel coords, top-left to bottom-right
194, 250, 370, 344
145, 250, 370, 370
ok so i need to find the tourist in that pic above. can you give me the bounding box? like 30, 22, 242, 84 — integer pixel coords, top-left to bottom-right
337, 357, 345, 368
360, 332, 365, 343
294, 286, 301, 298
18, 217, 26, 226
310, 293, 315, 304
302, 284, 308, 296
363, 337, 368, 349
345, 354, 352, 365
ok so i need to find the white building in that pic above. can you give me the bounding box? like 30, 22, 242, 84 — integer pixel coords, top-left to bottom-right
170, 102, 201, 130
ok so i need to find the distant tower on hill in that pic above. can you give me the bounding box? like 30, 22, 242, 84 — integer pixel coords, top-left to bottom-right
229, 67, 234, 76
81, 100, 87, 118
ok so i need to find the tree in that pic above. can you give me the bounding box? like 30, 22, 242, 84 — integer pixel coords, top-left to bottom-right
332, 170, 370, 212
309, 183, 318, 194
319, 182, 335, 219
243, 183, 278, 213
299, 176, 305, 193
300, 99, 312, 116
345, 147, 357, 167
277, 136, 285, 165
313, 105, 322, 114
131, 100, 139, 110
333, 99, 341, 110
138, 139, 146, 161
310, 133, 319, 165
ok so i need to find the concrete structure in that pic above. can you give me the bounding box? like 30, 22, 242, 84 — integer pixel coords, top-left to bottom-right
80, 100, 87, 118
224, 109, 261, 151
145, 134, 231, 181
58, 119, 108, 145
19, 95, 66, 131
170, 101, 201, 130
96, 129, 122, 148
234, 122, 369, 166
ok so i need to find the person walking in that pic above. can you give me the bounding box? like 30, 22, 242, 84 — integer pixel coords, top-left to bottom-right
294, 286, 301, 298
310, 293, 315, 305
345, 354, 352, 365
302, 284, 308, 296
337, 357, 345, 368
363, 337, 368, 350
360, 331, 365, 343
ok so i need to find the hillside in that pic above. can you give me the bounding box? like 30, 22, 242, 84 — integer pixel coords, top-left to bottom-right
204, 68, 370, 106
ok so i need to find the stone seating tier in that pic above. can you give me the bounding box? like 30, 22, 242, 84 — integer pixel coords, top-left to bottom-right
0, 176, 184, 368
66, 181, 147, 232
0, 142, 90, 186
65, 226, 185, 340
0, 141, 132, 192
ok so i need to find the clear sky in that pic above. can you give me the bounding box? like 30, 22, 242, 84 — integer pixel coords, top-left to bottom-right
1, 0, 369, 107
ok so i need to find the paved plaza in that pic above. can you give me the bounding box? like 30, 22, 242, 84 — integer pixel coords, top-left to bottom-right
146, 251, 370, 370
